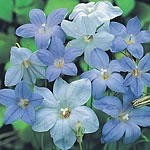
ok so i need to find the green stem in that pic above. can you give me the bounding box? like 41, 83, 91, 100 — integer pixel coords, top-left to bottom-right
56, 147, 60, 150
41, 133, 44, 150
79, 142, 83, 150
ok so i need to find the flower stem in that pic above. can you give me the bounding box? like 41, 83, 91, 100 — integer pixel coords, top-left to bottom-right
56, 147, 60, 150
41, 133, 44, 150
79, 142, 83, 150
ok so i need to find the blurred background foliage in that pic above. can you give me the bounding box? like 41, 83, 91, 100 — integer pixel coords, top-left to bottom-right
0, 0, 150, 150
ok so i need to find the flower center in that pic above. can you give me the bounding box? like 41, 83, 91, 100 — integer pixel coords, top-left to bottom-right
132, 68, 141, 77
54, 59, 64, 68
100, 69, 110, 80
84, 35, 93, 43
87, 7, 95, 13
39, 23, 50, 34
22, 60, 30, 68
60, 108, 71, 119
125, 34, 135, 45
119, 113, 129, 122
18, 99, 29, 109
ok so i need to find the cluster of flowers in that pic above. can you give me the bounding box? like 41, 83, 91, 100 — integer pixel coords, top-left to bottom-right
0, 1, 150, 150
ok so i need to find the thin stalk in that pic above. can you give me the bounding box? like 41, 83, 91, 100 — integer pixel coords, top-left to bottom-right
79, 142, 83, 150
41, 133, 44, 150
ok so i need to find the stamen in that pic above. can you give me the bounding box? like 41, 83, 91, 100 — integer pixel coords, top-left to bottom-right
22, 60, 30, 68
119, 113, 129, 122
18, 99, 29, 109
60, 108, 71, 119
100, 69, 110, 80
87, 7, 94, 13
132, 68, 141, 77
84, 35, 93, 43
54, 59, 64, 68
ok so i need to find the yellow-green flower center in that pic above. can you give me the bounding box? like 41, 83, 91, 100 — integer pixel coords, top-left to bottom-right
54, 59, 64, 68
125, 34, 135, 45
84, 35, 93, 43
22, 60, 30, 68
132, 68, 141, 77
87, 7, 95, 13
118, 113, 129, 122
18, 99, 29, 109
60, 108, 71, 119
101, 69, 110, 80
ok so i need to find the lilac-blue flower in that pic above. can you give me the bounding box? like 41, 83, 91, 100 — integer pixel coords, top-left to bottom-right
5, 46, 46, 86
32, 78, 99, 150
110, 16, 150, 58
37, 37, 82, 82
16, 8, 67, 49
93, 89, 150, 144
81, 48, 126, 99
0, 81, 43, 125
120, 54, 150, 97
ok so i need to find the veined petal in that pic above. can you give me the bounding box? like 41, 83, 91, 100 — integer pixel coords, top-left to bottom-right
136, 30, 150, 43
127, 43, 143, 59
93, 96, 122, 117
29, 9, 46, 27
66, 78, 91, 108
16, 24, 38, 38
124, 73, 133, 86
141, 73, 150, 87
47, 8, 68, 27
69, 106, 99, 133
4, 104, 24, 125
5, 65, 23, 86
50, 119, 76, 150
0, 89, 17, 106
30, 93, 43, 107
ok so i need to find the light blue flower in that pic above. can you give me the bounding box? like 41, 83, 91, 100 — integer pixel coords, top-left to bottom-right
32, 78, 99, 150
0, 81, 43, 125
5, 46, 45, 86
37, 37, 82, 82
61, 16, 114, 64
120, 54, 150, 97
69, 1, 123, 27
110, 16, 150, 58
16, 8, 67, 49
81, 48, 126, 99
93, 89, 150, 144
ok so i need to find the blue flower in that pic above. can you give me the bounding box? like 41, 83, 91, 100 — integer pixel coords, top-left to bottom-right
37, 37, 82, 82
110, 16, 150, 58
93, 89, 150, 144
120, 54, 150, 97
0, 81, 43, 125
69, 1, 122, 27
16, 8, 67, 49
61, 17, 114, 64
32, 78, 99, 150
5, 46, 45, 86
81, 48, 126, 99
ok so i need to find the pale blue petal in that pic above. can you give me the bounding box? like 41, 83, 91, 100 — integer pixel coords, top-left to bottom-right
16, 24, 38, 38
64, 48, 82, 63
90, 48, 109, 69
5, 65, 23, 86
22, 105, 35, 125
136, 30, 150, 43
138, 54, 150, 72
129, 106, 150, 127
141, 73, 150, 87
47, 8, 68, 27
124, 73, 133, 86
29, 9, 46, 27
127, 43, 143, 58
130, 77, 144, 97
0, 89, 17, 106
30, 93, 43, 107
111, 37, 127, 52
46, 66, 61, 82
32, 107, 58, 132
106, 73, 126, 93
101, 119, 125, 143
69, 106, 99, 133
93, 96, 122, 117
127, 16, 141, 35
123, 122, 141, 144
80, 69, 100, 81
50, 119, 76, 150
92, 78, 106, 99
66, 78, 91, 108
61, 63, 77, 76
4, 104, 24, 125
10, 47, 32, 65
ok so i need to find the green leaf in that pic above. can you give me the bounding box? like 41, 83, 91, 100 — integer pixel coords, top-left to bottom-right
44, 0, 78, 15
0, 105, 5, 127
89, 0, 113, 3
4, 61, 11, 71
0, 0, 13, 22
16, 0, 33, 7
115, 0, 135, 16
12, 120, 29, 131
80, 57, 89, 72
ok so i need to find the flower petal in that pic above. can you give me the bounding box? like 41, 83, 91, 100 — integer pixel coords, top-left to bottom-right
69, 106, 99, 133
46, 66, 61, 82
90, 48, 109, 69
16, 24, 38, 38
4, 104, 24, 125
47, 8, 68, 27
127, 43, 143, 59
61, 63, 77, 76
93, 96, 122, 117
92, 78, 106, 99
50, 119, 76, 150
127, 16, 141, 35
136, 30, 150, 43
30, 93, 43, 107
5, 65, 23, 86
29, 9, 46, 27
66, 78, 91, 108
124, 73, 133, 86
141, 73, 150, 87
